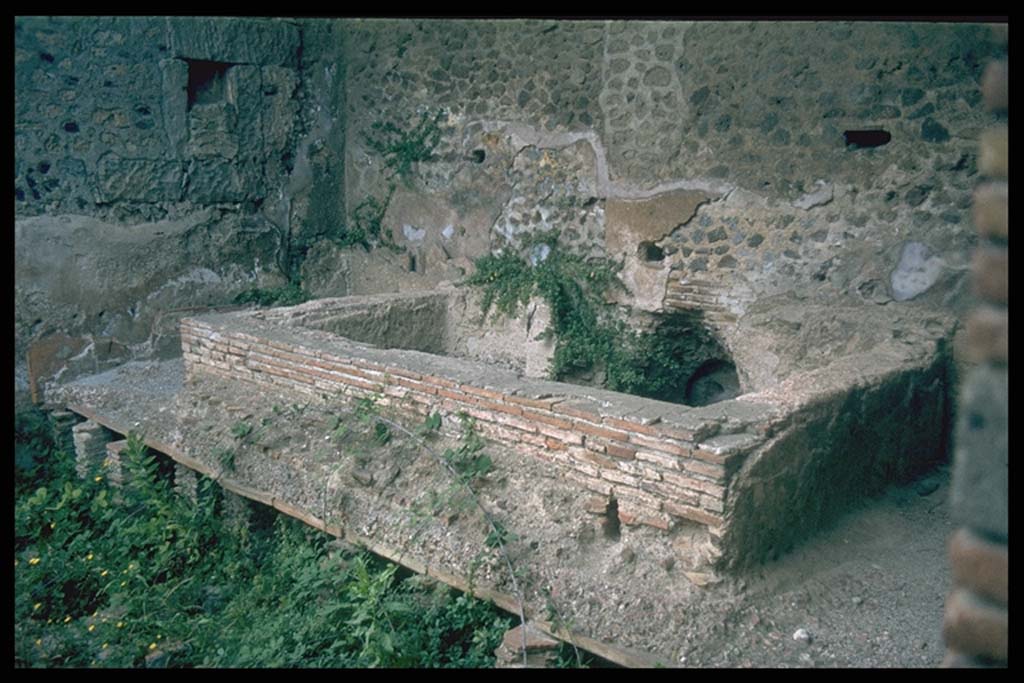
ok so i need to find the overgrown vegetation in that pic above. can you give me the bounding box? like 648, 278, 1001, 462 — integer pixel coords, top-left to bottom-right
14, 407, 516, 668
464, 233, 700, 402
364, 109, 446, 182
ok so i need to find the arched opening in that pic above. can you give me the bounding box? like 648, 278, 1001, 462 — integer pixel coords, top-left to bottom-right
685, 359, 741, 407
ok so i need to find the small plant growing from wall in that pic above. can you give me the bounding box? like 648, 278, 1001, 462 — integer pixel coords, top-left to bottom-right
465, 233, 732, 404
363, 109, 446, 182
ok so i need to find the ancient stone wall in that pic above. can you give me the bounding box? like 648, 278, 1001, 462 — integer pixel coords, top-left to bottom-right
334, 19, 1002, 330
15, 16, 346, 405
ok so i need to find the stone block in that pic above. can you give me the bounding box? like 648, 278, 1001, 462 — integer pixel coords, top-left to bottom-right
972, 182, 1008, 241
95, 154, 183, 203
184, 158, 246, 204
963, 307, 1008, 365
979, 125, 1007, 179
159, 58, 188, 158
167, 17, 300, 67
951, 365, 1007, 539
981, 60, 1008, 112
943, 588, 1007, 662
948, 527, 1008, 606
970, 246, 1007, 304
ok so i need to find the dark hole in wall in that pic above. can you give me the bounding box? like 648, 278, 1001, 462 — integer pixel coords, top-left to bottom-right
603, 498, 621, 541
470, 149, 486, 163
591, 310, 741, 407
186, 59, 232, 110
637, 241, 665, 262
844, 129, 892, 149
685, 359, 741, 407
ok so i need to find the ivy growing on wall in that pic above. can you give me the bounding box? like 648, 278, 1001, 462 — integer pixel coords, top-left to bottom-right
464, 234, 710, 403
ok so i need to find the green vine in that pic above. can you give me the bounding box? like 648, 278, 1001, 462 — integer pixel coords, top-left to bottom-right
364, 109, 446, 182
464, 234, 703, 403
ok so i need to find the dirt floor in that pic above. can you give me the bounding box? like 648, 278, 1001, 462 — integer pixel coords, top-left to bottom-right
675, 463, 953, 668
57, 359, 956, 669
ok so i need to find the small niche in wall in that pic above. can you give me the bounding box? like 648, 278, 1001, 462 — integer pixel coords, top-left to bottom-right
843, 129, 892, 149
638, 241, 665, 262
186, 59, 232, 110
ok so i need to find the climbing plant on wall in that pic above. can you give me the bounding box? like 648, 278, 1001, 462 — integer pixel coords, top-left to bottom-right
465, 234, 712, 403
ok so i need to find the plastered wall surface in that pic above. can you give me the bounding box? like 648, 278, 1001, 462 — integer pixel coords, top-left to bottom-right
336, 19, 1001, 326
15, 17, 347, 404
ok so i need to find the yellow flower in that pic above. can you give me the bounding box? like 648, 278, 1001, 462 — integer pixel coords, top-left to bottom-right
63, 615, 71, 623
127, 563, 134, 570
33, 603, 41, 611
102, 643, 108, 649
49, 522, 55, 529
149, 642, 157, 650
116, 621, 124, 629
100, 570, 109, 577
94, 476, 103, 482
35, 639, 42, 647
88, 624, 96, 632
120, 581, 127, 587
86, 553, 94, 561
29, 557, 41, 566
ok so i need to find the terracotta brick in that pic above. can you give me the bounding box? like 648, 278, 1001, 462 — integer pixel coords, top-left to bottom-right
506, 394, 561, 410
972, 182, 1008, 241
544, 436, 567, 452
384, 365, 422, 381
584, 439, 606, 454
681, 459, 727, 482
981, 61, 1008, 112
949, 528, 1008, 606
552, 402, 603, 422
599, 468, 640, 487
395, 376, 438, 395
971, 247, 1008, 304
616, 502, 672, 530
346, 357, 384, 372
437, 387, 471, 402
535, 423, 583, 446
568, 459, 600, 478
613, 485, 664, 510
640, 480, 700, 507
663, 501, 724, 527
421, 374, 459, 389
584, 496, 611, 514
335, 364, 386, 382
604, 415, 663, 436
943, 588, 1007, 662
521, 409, 573, 430
635, 449, 682, 470
567, 475, 613, 505
700, 494, 725, 513
576, 449, 617, 469
630, 432, 692, 457
573, 420, 630, 442
604, 442, 637, 460
459, 384, 507, 402
490, 410, 539, 434
965, 307, 1008, 364
662, 471, 725, 498
979, 125, 1007, 179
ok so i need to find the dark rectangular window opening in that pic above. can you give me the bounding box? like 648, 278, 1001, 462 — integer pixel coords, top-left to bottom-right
186, 59, 232, 110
